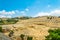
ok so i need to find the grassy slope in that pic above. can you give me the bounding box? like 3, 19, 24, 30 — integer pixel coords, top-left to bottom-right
2, 16, 60, 40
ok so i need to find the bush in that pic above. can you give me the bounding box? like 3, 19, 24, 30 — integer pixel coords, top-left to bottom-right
20, 34, 33, 40
8, 30, 14, 37
20, 16, 32, 20
0, 18, 18, 25
47, 16, 52, 19
0, 19, 4, 25
27, 36, 33, 40
20, 34, 25, 40
45, 29, 60, 40
0, 26, 2, 32
7, 19, 18, 24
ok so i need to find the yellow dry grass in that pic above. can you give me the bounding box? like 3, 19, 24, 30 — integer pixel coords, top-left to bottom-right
2, 16, 60, 40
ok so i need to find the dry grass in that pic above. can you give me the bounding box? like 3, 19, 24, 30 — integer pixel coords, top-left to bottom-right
1, 16, 60, 40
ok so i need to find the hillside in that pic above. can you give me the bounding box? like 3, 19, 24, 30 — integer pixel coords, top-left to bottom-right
1, 16, 60, 40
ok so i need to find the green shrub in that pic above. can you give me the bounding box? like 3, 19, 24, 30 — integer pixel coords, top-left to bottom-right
45, 29, 60, 40
0, 26, 2, 32
47, 16, 53, 19
20, 34, 25, 40
20, 16, 32, 20
0, 19, 4, 25
27, 36, 33, 40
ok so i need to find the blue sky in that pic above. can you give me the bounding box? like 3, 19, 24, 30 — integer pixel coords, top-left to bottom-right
0, 0, 60, 18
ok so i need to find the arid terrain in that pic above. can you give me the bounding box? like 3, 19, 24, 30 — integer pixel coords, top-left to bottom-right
0, 16, 60, 40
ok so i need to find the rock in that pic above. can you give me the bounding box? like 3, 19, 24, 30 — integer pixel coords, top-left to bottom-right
0, 32, 12, 40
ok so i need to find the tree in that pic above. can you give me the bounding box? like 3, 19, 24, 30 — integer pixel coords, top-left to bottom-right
20, 16, 32, 20
47, 16, 52, 19
45, 29, 60, 40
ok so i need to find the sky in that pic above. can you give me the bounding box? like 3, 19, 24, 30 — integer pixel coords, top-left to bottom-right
0, 0, 60, 18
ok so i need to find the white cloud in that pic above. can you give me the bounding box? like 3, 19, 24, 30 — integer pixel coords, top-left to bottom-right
34, 9, 60, 17
47, 5, 51, 8
20, 11, 26, 16
6, 16, 12, 18
0, 15, 12, 18
0, 9, 28, 18
0, 10, 15, 15
34, 12, 51, 17
15, 10, 20, 13
0, 9, 27, 18
51, 10, 60, 14
20, 11, 25, 13
25, 8, 29, 11
0, 15, 6, 18
0, 10, 15, 18
15, 10, 27, 16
